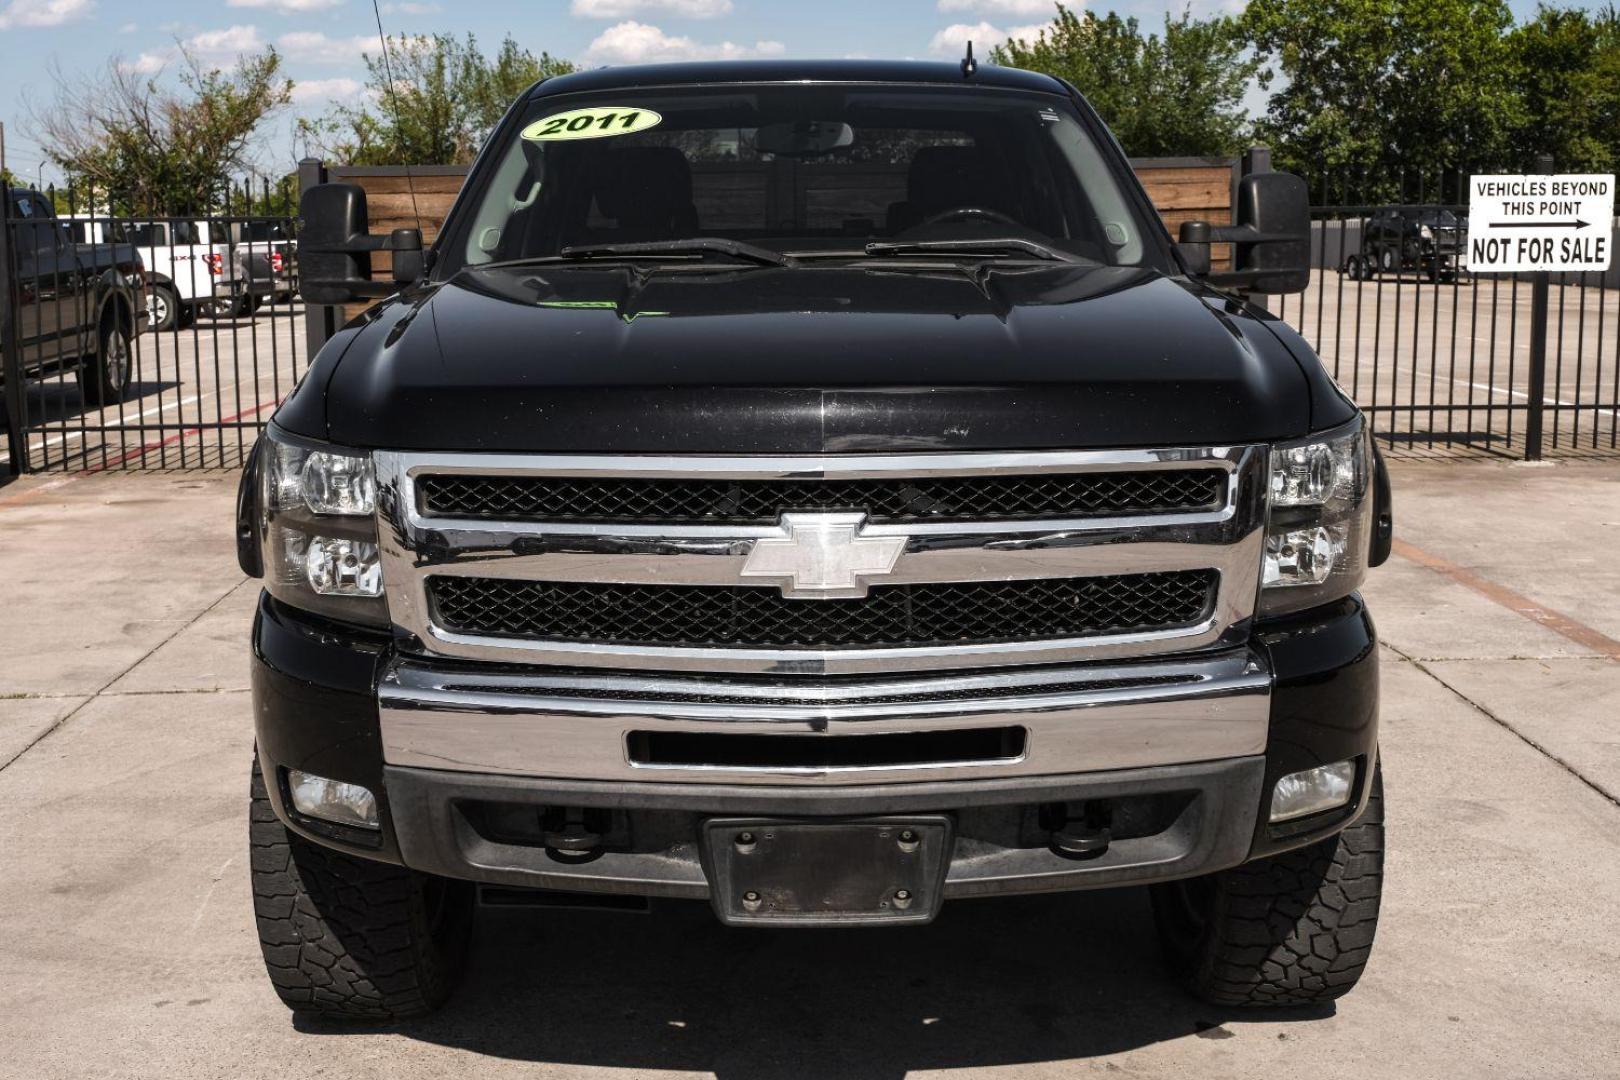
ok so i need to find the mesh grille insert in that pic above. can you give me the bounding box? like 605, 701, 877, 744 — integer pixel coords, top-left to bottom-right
417, 469, 1226, 525
429, 570, 1218, 650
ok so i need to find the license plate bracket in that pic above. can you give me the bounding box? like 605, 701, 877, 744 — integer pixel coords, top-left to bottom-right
702, 816, 952, 926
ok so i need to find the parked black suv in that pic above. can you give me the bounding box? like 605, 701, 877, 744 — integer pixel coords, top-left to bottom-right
1347, 206, 1466, 282
239, 61, 1393, 1020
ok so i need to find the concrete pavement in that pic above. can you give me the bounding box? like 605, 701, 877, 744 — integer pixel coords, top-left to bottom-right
1, 462, 1618, 1079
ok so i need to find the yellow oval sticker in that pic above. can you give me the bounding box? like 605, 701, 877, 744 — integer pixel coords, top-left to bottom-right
521, 106, 663, 142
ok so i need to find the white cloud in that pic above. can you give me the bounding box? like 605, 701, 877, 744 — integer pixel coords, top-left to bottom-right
188, 24, 268, 55
117, 20, 134, 32
1006, 20, 1054, 41
123, 23, 268, 74
227, 0, 343, 13
128, 52, 173, 74
572, 0, 732, 17
584, 20, 784, 63
929, 21, 1006, 54
290, 76, 366, 103
380, 0, 440, 11
938, 0, 1062, 13
928, 18, 1051, 54
0, 0, 94, 30
277, 29, 383, 64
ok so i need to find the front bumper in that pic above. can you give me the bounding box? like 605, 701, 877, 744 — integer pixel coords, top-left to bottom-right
252, 593, 1379, 906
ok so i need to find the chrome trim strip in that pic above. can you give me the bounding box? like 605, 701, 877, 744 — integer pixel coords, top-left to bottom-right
374, 446, 1267, 674
378, 649, 1271, 785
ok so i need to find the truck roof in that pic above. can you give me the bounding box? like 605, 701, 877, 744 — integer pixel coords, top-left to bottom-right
529, 59, 1069, 99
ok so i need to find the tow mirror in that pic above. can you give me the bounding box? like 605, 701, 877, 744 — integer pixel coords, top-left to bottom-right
298, 182, 425, 303
1178, 171, 1311, 295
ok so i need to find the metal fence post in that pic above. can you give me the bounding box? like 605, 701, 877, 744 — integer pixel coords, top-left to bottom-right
1523, 154, 1555, 461
298, 157, 335, 361
0, 192, 27, 476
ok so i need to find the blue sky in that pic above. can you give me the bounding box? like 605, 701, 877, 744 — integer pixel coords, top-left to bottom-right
0, 0, 1577, 184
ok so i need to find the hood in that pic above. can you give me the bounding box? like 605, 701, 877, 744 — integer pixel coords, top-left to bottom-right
314, 262, 1330, 454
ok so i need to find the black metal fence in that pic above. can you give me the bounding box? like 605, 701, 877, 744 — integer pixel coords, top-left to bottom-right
4, 163, 1618, 476
1273, 164, 1619, 458
1, 177, 303, 474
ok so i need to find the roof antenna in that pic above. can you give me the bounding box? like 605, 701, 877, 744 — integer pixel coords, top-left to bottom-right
961, 40, 977, 78
370, 0, 423, 240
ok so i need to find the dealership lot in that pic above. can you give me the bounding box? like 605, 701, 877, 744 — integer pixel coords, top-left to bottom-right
0, 460, 1617, 1079
0, 301, 306, 474
1280, 273, 1620, 453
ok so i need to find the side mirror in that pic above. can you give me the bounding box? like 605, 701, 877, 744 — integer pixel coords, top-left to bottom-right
298, 182, 425, 303
1178, 171, 1311, 295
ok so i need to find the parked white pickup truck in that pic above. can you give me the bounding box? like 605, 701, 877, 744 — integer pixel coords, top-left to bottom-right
63, 217, 286, 329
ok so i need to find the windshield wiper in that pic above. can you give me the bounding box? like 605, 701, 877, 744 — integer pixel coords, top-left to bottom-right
558, 237, 794, 267
862, 238, 1082, 263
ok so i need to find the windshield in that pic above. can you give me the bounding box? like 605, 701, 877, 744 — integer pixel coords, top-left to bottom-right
442, 84, 1166, 274
1417, 210, 1461, 227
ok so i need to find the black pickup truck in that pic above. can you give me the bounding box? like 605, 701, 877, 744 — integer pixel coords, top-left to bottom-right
2, 189, 146, 405
239, 60, 1393, 1020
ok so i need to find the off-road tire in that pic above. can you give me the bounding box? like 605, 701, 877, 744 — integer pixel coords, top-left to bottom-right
249, 756, 474, 1021
1150, 763, 1384, 1007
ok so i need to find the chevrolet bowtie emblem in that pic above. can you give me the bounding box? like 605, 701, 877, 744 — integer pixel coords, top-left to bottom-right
740, 513, 907, 599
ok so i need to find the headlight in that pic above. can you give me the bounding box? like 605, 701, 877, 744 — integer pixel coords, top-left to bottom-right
258, 425, 388, 627
1419, 224, 1434, 240
1260, 417, 1374, 616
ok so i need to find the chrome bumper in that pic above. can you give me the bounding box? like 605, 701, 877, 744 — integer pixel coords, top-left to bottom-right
378, 647, 1271, 786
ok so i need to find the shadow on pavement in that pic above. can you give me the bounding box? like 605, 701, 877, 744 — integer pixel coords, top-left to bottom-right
295, 886, 1331, 1078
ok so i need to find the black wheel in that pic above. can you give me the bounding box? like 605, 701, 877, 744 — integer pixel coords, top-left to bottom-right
1344, 256, 1364, 281
79, 315, 132, 405
1380, 248, 1397, 273
202, 294, 254, 319
1150, 763, 1384, 1006
149, 285, 180, 332
249, 755, 474, 1021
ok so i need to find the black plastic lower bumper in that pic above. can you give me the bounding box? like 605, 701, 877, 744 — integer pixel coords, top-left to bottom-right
251, 592, 1379, 897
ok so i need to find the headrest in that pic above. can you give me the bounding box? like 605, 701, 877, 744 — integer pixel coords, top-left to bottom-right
592, 147, 694, 223
906, 145, 992, 212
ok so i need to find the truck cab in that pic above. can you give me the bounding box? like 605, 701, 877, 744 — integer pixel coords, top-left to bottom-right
239, 61, 1392, 1021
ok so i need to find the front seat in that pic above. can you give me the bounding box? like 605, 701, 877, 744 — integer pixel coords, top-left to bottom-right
886, 145, 997, 234
589, 146, 701, 242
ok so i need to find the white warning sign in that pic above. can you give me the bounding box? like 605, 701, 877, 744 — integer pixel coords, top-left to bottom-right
1466, 174, 1614, 272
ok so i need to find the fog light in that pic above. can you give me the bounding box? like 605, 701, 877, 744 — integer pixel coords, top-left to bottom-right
287, 770, 379, 829
304, 536, 383, 596
1270, 760, 1356, 823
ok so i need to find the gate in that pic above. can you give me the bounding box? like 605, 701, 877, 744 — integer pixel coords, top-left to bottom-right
1, 177, 302, 474
1273, 164, 1619, 458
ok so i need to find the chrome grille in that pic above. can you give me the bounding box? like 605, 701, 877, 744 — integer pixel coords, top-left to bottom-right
429, 570, 1218, 650
374, 447, 1267, 675
416, 469, 1226, 524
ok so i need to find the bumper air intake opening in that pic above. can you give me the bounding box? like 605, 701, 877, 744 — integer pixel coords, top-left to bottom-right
626, 726, 1028, 771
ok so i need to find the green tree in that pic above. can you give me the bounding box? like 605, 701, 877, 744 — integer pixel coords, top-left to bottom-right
31, 49, 293, 215
300, 34, 574, 166
1244, 0, 1520, 183
1507, 4, 1620, 171
993, 7, 1260, 156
